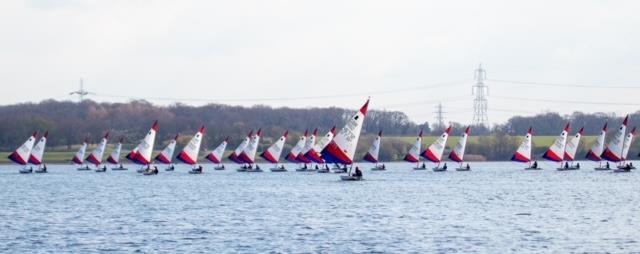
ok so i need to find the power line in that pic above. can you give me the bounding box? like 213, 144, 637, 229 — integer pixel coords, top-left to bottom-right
489, 79, 640, 89
492, 95, 640, 106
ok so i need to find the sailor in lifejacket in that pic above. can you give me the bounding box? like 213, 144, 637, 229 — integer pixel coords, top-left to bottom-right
353, 167, 363, 177
606, 162, 610, 169
532, 161, 538, 169
42, 164, 47, 172
442, 163, 447, 170
466, 163, 470, 170
575, 163, 580, 169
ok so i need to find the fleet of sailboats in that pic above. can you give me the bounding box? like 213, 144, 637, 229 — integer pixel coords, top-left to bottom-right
4, 102, 638, 176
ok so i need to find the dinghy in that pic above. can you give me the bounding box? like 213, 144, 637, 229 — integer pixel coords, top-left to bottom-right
404, 130, 425, 170
560, 127, 584, 170
616, 126, 636, 171
541, 123, 571, 171
260, 131, 289, 172
239, 129, 262, 172
73, 137, 90, 171
422, 126, 451, 171
155, 134, 179, 171
107, 138, 127, 170
87, 132, 109, 172
511, 127, 539, 170
207, 137, 229, 170
296, 128, 317, 170
9, 132, 37, 174
176, 126, 206, 174
286, 130, 308, 171
126, 120, 160, 175
364, 130, 385, 170
449, 126, 471, 171
587, 123, 609, 170
29, 132, 49, 173
320, 99, 369, 181
602, 116, 628, 168
305, 127, 336, 164
230, 130, 252, 171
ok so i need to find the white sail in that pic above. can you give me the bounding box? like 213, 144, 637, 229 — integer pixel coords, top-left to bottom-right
239, 129, 261, 164
297, 128, 317, 163
512, 127, 533, 163
404, 130, 423, 163
586, 123, 607, 161
8, 132, 37, 165
448, 126, 470, 163
621, 127, 636, 160
261, 131, 288, 164
422, 126, 451, 163
229, 130, 252, 163
305, 127, 336, 163
72, 138, 88, 165
364, 130, 382, 163
155, 134, 178, 164
86, 132, 109, 166
286, 130, 307, 162
207, 138, 228, 164
543, 123, 570, 162
602, 116, 628, 162
107, 138, 123, 164
127, 120, 159, 165
177, 126, 206, 165
563, 127, 583, 161
321, 99, 369, 164
28, 132, 48, 165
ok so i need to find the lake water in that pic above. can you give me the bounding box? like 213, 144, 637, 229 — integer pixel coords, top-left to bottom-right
1, 161, 639, 253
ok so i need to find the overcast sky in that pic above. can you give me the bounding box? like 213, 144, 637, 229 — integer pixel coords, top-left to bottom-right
2, 0, 639, 125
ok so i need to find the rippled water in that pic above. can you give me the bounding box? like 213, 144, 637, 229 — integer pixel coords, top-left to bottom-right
1, 161, 639, 253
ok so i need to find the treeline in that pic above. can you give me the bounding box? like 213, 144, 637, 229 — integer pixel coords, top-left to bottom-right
0, 100, 638, 161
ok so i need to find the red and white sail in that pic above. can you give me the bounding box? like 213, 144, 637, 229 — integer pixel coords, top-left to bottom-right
586, 123, 607, 161
511, 127, 533, 162
155, 134, 179, 164
86, 132, 109, 166
602, 116, 628, 162
403, 130, 423, 163
126, 120, 159, 165
422, 126, 452, 163
8, 132, 38, 165
621, 127, 636, 161
229, 130, 252, 164
72, 137, 88, 165
177, 126, 206, 165
305, 127, 336, 163
363, 130, 382, 163
239, 129, 261, 164
297, 128, 317, 163
563, 127, 583, 161
542, 123, 570, 162
206, 137, 229, 163
449, 126, 470, 163
28, 131, 48, 165
107, 138, 124, 164
261, 131, 288, 163
321, 99, 369, 164
286, 130, 307, 162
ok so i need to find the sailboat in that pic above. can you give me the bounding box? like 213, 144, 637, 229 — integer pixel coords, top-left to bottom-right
239, 129, 262, 172
155, 134, 179, 171
107, 138, 127, 170
321, 99, 369, 181
177, 126, 206, 174
29, 132, 49, 173
286, 130, 307, 170
561, 127, 584, 170
364, 130, 384, 170
260, 131, 288, 172
9, 132, 38, 174
587, 123, 609, 170
422, 126, 451, 171
404, 130, 424, 170
449, 126, 471, 171
207, 137, 229, 170
296, 128, 317, 171
615, 126, 636, 172
541, 123, 570, 171
602, 116, 628, 168
511, 127, 538, 170
73, 137, 90, 171
230, 130, 252, 171
306, 127, 336, 173
126, 120, 160, 175
87, 132, 109, 172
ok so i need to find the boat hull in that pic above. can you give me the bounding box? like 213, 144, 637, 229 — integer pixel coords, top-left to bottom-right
613, 168, 632, 173
19, 168, 33, 174
77, 167, 91, 171
456, 167, 470, 171
432, 167, 447, 172
111, 167, 128, 171
340, 175, 362, 181
594, 167, 611, 171
524, 167, 542, 170
270, 168, 287, 172
316, 169, 330, 173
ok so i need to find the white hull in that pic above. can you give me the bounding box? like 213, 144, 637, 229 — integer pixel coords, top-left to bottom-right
270, 168, 287, 172
456, 167, 470, 171
524, 167, 542, 170
19, 168, 33, 174
432, 167, 447, 172
613, 168, 632, 173
340, 175, 362, 181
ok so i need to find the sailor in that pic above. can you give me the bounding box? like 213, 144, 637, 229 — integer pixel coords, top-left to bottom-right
532, 161, 538, 169
576, 163, 580, 169
606, 162, 610, 169
564, 162, 569, 169
256, 165, 261, 170
382, 164, 386, 170
315, 165, 319, 170
421, 163, 426, 169
443, 163, 447, 170
42, 164, 47, 172
466, 163, 470, 170
353, 167, 363, 177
